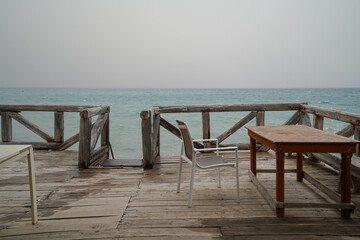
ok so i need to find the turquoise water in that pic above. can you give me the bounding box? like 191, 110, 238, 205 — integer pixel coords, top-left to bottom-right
0, 88, 359, 158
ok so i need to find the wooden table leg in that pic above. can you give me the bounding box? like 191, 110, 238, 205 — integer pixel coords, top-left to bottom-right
341, 153, 352, 219
27, 147, 38, 225
276, 151, 285, 218
297, 153, 303, 182
250, 137, 256, 176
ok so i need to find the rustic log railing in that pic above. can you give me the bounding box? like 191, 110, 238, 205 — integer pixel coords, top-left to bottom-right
141, 103, 360, 174
0, 105, 110, 168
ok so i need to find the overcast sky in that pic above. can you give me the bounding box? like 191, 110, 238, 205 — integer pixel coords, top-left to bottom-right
0, 1, 359, 88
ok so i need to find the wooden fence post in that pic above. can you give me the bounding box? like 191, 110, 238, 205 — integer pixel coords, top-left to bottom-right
101, 112, 110, 159
300, 112, 312, 127
1, 112, 12, 142
313, 114, 324, 130
256, 111, 265, 126
141, 110, 153, 169
54, 111, 64, 143
79, 111, 91, 168
153, 113, 160, 157
202, 111, 210, 147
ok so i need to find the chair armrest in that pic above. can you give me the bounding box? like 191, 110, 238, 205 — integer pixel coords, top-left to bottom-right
194, 146, 237, 152
193, 138, 218, 143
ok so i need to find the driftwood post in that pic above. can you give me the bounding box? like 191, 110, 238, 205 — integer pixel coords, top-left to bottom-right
54, 111, 64, 143
141, 110, 153, 169
202, 111, 210, 147
313, 114, 324, 130
300, 112, 312, 126
256, 111, 265, 126
79, 111, 91, 168
101, 112, 110, 159
1, 112, 12, 142
153, 113, 161, 158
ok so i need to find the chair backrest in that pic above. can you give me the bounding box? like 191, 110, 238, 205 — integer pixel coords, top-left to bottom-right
176, 120, 194, 161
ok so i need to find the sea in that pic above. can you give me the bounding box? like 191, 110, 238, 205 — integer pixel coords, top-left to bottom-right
0, 88, 359, 159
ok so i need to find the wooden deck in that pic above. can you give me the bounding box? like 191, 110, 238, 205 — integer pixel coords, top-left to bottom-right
1, 150, 360, 239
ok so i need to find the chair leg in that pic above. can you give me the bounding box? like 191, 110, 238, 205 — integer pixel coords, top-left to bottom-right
235, 150, 240, 202
189, 163, 196, 207
177, 157, 183, 193
217, 168, 221, 188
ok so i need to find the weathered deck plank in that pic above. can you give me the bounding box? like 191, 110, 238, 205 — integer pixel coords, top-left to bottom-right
1, 150, 360, 239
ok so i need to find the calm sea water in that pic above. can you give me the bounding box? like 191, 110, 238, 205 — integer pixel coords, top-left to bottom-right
0, 88, 359, 159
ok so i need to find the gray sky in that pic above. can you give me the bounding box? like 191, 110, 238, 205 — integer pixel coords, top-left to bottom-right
0, 0, 359, 88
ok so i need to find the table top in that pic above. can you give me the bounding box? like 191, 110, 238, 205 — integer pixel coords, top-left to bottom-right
0, 145, 32, 164
246, 125, 359, 153
246, 125, 359, 144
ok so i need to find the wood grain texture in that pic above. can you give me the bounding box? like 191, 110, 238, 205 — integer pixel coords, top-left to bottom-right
1, 150, 360, 239
1, 112, 12, 142
9, 112, 54, 142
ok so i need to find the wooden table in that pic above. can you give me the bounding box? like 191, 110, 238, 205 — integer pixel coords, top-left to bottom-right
0, 145, 37, 224
246, 125, 360, 219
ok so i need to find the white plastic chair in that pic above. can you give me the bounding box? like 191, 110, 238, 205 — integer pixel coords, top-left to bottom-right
176, 120, 240, 207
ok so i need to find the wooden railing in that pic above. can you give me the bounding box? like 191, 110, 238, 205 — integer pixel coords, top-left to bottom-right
141, 103, 360, 169
0, 105, 110, 168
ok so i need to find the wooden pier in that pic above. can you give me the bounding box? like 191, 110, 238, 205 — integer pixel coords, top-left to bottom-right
1, 150, 360, 239
0, 105, 111, 168
1, 103, 360, 238
141, 103, 360, 190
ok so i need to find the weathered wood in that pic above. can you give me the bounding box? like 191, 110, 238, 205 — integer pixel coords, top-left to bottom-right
8, 112, 54, 142
152, 146, 159, 161
1, 112, 12, 142
303, 171, 341, 202
313, 115, 324, 130
302, 104, 360, 125
141, 110, 153, 169
152, 114, 161, 155
248, 170, 276, 209
90, 145, 109, 165
53, 132, 79, 151
256, 168, 297, 173
0, 105, 111, 170
355, 125, 360, 157
256, 111, 265, 126
160, 117, 181, 139
336, 124, 355, 137
284, 111, 301, 125
0, 141, 59, 149
0, 105, 98, 112
90, 114, 108, 152
159, 117, 203, 149
81, 106, 110, 118
3, 150, 360, 239
79, 115, 91, 169
281, 202, 355, 210
154, 103, 306, 114
156, 124, 160, 157
54, 111, 64, 142
300, 113, 314, 172
101, 113, 110, 159
311, 152, 360, 179
299, 112, 312, 126
218, 142, 253, 150
297, 153, 303, 182
202, 112, 210, 140
216, 112, 256, 143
